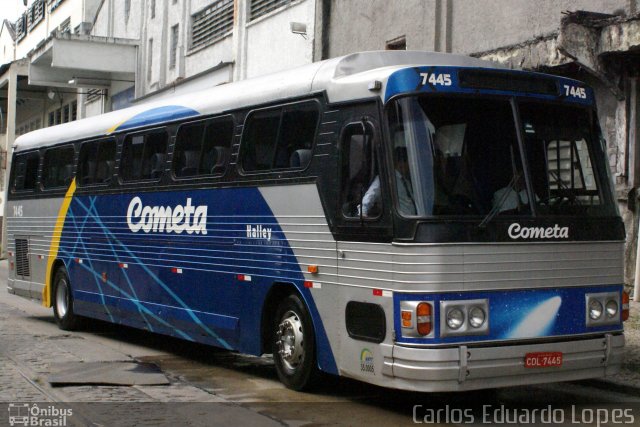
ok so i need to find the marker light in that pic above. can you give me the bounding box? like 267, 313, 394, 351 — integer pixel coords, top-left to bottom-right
468, 306, 486, 328
589, 300, 603, 320
446, 308, 464, 330
416, 302, 432, 336
401, 310, 412, 328
622, 291, 630, 322
605, 300, 618, 318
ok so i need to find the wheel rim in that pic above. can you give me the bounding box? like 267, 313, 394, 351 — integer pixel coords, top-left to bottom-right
55, 279, 69, 318
276, 310, 305, 373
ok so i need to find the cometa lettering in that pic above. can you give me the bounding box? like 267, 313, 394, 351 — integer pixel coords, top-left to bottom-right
508, 223, 569, 240
127, 197, 208, 235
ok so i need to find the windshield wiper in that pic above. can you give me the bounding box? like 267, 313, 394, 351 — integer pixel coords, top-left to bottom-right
479, 145, 524, 228
478, 171, 522, 228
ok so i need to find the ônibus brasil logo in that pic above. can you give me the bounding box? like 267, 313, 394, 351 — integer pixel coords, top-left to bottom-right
127, 197, 208, 235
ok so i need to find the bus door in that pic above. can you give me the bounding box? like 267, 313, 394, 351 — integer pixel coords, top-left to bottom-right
334, 107, 393, 369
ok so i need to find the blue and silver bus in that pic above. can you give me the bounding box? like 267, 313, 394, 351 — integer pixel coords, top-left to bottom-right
6, 51, 628, 391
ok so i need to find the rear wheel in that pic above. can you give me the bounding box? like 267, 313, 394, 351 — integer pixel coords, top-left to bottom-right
272, 294, 320, 390
53, 268, 80, 331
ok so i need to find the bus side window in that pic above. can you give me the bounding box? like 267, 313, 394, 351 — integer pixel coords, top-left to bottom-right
240, 100, 318, 173
42, 145, 75, 189
340, 122, 378, 218
121, 130, 168, 182
78, 139, 116, 186
173, 116, 234, 178
11, 152, 40, 193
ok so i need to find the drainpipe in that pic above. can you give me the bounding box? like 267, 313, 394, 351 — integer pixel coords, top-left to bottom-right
635, 210, 640, 301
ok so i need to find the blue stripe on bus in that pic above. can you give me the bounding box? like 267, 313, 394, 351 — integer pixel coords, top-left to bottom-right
58, 187, 338, 374
113, 105, 200, 132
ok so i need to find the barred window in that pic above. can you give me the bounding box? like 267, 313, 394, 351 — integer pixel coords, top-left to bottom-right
27, 0, 45, 31
250, 0, 291, 21
15, 15, 26, 42
190, 0, 233, 51
170, 24, 179, 69
49, 0, 65, 13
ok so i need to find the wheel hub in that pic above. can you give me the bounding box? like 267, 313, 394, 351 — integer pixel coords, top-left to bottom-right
276, 310, 305, 372
56, 279, 68, 318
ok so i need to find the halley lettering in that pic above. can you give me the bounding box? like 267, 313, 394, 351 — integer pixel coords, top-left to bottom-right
508, 223, 569, 240
127, 197, 207, 235
246, 224, 273, 241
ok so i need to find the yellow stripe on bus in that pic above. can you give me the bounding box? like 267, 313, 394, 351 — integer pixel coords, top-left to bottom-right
43, 178, 77, 307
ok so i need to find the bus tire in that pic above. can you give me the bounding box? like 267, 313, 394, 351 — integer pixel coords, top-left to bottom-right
52, 267, 80, 331
272, 294, 320, 391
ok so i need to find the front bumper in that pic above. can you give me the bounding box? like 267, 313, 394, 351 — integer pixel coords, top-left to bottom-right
380, 334, 624, 392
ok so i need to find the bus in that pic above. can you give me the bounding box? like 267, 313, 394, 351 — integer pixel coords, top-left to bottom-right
6, 51, 628, 392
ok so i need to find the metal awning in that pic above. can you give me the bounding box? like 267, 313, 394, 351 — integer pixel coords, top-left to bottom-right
29, 34, 137, 88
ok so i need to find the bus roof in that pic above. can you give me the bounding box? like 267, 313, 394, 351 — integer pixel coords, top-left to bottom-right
14, 51, 503, 152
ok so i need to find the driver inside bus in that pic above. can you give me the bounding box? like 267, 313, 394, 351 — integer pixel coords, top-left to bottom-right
359, 147, 417, 217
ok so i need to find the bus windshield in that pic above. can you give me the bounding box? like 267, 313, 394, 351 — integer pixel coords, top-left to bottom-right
387, 95, 616, 218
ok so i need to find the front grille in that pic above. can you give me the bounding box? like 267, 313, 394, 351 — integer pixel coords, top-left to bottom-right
15, 239, 30, 278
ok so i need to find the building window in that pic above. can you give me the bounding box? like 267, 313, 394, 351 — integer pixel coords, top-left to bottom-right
190, 0, 233, 51
55, 108, 62, 125
386, 36, 407, 50
71, 101, 77, 121
151, 0, 156, 19
250, 0, 291, 21
170, 24, 179, 69
63, 104, 70, 123
147, 39, 154, 82
125, 0, 131, 22
50, 0, 65, 13
59, 18, 71, 34
26, 0, 45, 31
48, 112, 55, 127
15, 15, 26, 42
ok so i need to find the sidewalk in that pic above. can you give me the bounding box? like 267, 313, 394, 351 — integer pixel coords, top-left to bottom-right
600, 300, 640, 391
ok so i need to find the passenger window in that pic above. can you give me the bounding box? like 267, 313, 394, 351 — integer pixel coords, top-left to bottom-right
11, 152, 40, 192
42, 145, 75, 189
173, 117, 233, 178
340, 122, 379, 218
121, 130, 168, 181
78, 139, 116, 186
241, 101, 318, 172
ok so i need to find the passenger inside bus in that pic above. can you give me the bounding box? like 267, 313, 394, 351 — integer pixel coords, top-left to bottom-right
359, 146, 417, 217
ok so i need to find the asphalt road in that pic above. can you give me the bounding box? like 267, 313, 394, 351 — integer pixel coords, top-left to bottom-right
1, 260, 639, 426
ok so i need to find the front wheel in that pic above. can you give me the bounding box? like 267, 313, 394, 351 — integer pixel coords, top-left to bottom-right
53, 267, 80, 331
272, 294, 320, 390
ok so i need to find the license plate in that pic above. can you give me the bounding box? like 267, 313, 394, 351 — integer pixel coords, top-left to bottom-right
524, 352, 563, 368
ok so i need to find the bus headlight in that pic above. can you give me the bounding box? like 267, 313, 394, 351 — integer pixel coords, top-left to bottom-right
605, 300, 618, 318
586, 292, 621, 327
468, 306, 486, 328
440, 299, 489, 337
446, 308, 465, 330
588, 300, 603, 320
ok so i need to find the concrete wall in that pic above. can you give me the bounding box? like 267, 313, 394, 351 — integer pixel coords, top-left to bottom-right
325, 0, 635, 58
244, 0, 316, 78
325, 0, 436, 57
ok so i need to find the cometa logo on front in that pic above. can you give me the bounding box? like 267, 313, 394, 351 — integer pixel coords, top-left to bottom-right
508, 223, 569, 240
127, 197, 208, 234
